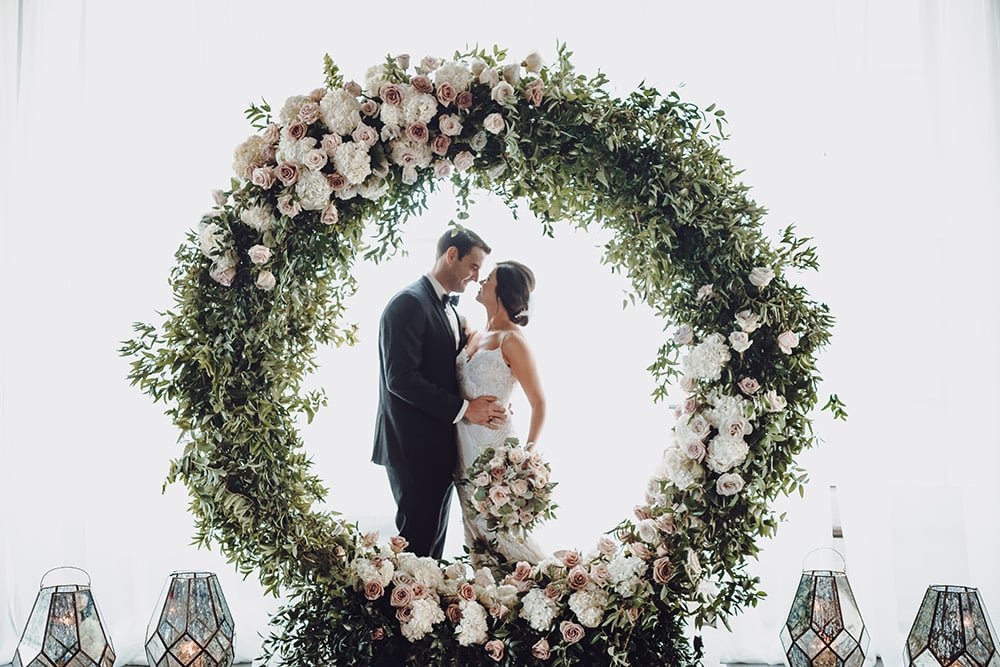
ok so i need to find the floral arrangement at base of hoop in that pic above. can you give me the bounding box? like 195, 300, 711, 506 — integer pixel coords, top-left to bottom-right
461, 438, 557, 537
122, 43, 845, 667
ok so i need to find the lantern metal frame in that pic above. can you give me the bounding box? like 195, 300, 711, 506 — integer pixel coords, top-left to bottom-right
145, 570, 235, 667
780, 548, 869, 667
11, 566, 115, 667
904, 584, 1000, 667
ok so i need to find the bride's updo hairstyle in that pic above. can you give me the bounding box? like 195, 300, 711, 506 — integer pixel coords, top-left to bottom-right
495, 261, 536, 326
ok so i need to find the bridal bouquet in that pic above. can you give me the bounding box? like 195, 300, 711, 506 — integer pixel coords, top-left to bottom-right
462, 438, 557, 535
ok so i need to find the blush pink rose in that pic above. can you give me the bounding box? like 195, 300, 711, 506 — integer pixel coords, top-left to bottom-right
262, 123, 281, 144
438, 114, 463, 137
543, 583, 562, 600
395, 606, 413, 623
406, 122, 429, 143
683, 439, 706, 462
567, 566, 590, 590
513, 561, 533, 581
590, 562, 611, 587
738, 377, 761, 395
630, 542, 652, 560
410, 75, 433, 94
298, 102, 320, 124
251, 166, 276, 190
276, 194, 301, 218
304, 148, 328, 171
436, 82, 456, 107
420, 56, 442, 72
597, 536, 618, 558
360, 99, 380, 118
352, 123, 379, 147
483, 112, 505, 135
456, 91, 473, 110
560, 621, 585, 644
371, 627, 385, 641
488, 485, 510, 507
210, 264, 236, 287
248, 244, 271, 265
652, 556, 673, 584
531, 639, 551, 660
286, 122, 308, 140
490, 603, 509, 619
276, 162, 300, 186
454, 151, 475, 172
390, 585, 413, 608
524, 78, 545, 106
554, 550, 582, 568
343, 80, 362, 97
490, 81, 515, 105
320, 203, 339, 226
321, 133, 342, 156
433, 160, 452, 179
379, 83, 403, 106
445, 603, 462, 624
457, 582, 476, 601
388, 535, 408, 553
485, 639, 504, 662
364, 581, 384, 600
326, 173, 348, 191
431, 134, 452, 156
778, 330, 799, 354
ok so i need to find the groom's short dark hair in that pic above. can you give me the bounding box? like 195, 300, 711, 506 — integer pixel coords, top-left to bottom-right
437, 228, 491, 259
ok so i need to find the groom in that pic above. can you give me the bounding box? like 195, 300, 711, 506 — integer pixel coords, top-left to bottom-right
372, 228, 507, 559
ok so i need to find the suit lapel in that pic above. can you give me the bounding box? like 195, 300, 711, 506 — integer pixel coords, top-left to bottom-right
419, 276, 456, 350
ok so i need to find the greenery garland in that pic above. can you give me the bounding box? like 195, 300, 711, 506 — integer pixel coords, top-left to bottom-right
122, 44, 843, 666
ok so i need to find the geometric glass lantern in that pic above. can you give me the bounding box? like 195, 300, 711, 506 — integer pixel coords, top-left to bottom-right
780, 549, 870, 667
11, 566, 115, 667
904, 585, 1000, 667
144, 571, 235, 667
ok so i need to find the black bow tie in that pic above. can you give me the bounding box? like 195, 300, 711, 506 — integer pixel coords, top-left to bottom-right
442, 293, 459, 307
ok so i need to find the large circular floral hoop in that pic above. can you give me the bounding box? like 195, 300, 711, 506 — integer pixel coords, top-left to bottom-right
123, 45, 842, 666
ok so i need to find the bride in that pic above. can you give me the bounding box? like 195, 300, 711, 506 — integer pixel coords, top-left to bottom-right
455, 260, 547, 564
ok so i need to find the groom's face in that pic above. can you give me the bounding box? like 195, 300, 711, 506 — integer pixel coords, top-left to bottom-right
446, 246, 486, 293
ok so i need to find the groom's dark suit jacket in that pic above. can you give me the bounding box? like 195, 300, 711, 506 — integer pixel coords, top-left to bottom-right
372, 276, 467, 475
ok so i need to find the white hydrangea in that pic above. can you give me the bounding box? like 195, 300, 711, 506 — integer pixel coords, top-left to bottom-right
704, 391, 747, 428
379, 101, 403, 130
455, 600, 489, 646
319, 89, 362, 136
240, 205, 275, 233
397, 553, 445, 591
661, 446, 698, 490
607, 556, 647, 597
519, 588, 558, 632
400, 597, 445, 642
295, 170, 333, 211
705, 434, 749, 473
198, 221, 226, 258
434, 60, 474, 91
681, 333, 731, 381
357, 177, 390, 201
363, 64, 389, 97
232, 135, 266, 178
351, 557, 377, 585
389, 139, 433, 171
485, 583, 519, 608
402, 90, 439, 125
278, 94, 310, 125
333, 142, 373, 185
568, 587, 610, 628
276, 135, 317, 165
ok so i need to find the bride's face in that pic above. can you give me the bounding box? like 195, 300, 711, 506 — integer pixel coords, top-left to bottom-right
475, 270, 497, 307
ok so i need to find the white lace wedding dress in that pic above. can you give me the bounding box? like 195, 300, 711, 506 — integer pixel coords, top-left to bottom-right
455, 332, 546, 564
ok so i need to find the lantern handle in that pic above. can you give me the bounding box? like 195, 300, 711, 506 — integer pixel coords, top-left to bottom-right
40, 566, 91, 588
802, 547, 846, 573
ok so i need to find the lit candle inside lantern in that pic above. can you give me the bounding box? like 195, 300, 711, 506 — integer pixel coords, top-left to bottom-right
176, 638, 199, 662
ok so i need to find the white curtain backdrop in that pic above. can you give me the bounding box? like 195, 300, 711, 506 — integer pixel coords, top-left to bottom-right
2, 1, 998, 665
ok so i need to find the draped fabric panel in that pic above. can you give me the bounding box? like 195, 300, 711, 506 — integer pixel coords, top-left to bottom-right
2, 2, 998, 664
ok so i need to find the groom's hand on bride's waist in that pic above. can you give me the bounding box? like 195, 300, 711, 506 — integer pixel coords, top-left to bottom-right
465, 395, 507, 429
